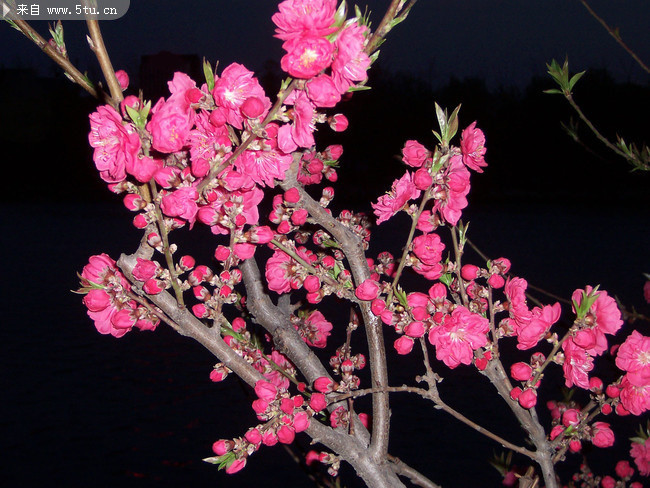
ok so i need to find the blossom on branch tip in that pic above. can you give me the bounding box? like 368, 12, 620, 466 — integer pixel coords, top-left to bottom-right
402, 140, 430, 168
372, 171, 420, 225
460, 122, 487, 172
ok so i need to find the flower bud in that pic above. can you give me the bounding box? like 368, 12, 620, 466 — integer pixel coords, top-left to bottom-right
510, 362, 533, 382
461, 264, 480, 281
394, 336, 414, 355
328, 114, 348, 132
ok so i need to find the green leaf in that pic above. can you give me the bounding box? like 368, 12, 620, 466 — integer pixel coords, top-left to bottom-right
439, 273, 453, 287
125, 104, 143, 127
447, 104, 461, 141
203, 58, 215, 92
573, 286, 600, 319
333, 0, 347, 27
347, 84, 371, 92
203, 451, 235, 470
543, 88, 563, 95
434, 102, 447, 137
568, 70, 585, 91
395, 285, 409, 308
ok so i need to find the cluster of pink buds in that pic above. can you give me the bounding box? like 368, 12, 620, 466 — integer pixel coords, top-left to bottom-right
78, 254, 159, 337
373, 121, 486, 228
547, 400, 616, 455
306, 450, 341, 477
207, 379, 327, 473
189, 265, 242, 319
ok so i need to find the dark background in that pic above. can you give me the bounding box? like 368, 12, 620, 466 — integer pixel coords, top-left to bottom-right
1, 1, 649, 487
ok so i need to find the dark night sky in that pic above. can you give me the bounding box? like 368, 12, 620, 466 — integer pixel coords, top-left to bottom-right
2, 0, 650, 89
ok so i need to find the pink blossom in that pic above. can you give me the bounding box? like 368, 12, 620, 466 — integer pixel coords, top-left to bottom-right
293, 411, 310, 432
433, 155, 470, 226
402, 140, 430, 168
212, 63, 270, 129
88, 105, 141, 183
615, 331, 650, 381
516, 303, 561, 350
487, 274, 505, 289
132, 258, 158, 281
572, 286, 623, 355
618, 374, 650, 416
272, 0, 337, 41
147, 93, 195, 153
630, 438, 650, 476
601, 476, 615, 488
306, 74, 341, 107
460, 122, 487, 172
188, 111, 232, 177
254, 380, 277, 402
277, 425, 296, 444
160, 186, 199, 225
590, 422, 614, 448
281, 35, 335, 79
235, 149, 293, 187
209, 367, 228, 382
126, 155, 161, 183
562, 338, 594, 389
331, 22, 370, 93
355, 279, 380, 301
615, 460, 635, 479
404, 321, 425, 338
372, 171, 421, 224
212, 439, 233, 456
411, 232, 445, 280
290, 91, 316, 148
428, 306, 489, 368
297, 310, 333, 348
265, 248, 310, 294
262, 430, 278, 446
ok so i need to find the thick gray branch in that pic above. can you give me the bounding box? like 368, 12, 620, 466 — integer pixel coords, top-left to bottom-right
280, 160, 391, 464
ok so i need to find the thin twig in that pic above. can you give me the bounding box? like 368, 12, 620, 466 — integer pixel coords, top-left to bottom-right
6, 14, 102, 99
83, 0, 123, 102
578, 0, 650, 75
